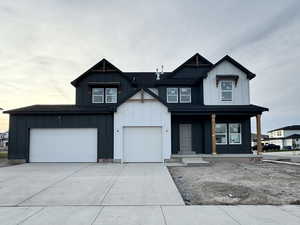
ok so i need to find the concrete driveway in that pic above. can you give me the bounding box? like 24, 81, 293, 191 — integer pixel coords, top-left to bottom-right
0, 163, 184, 206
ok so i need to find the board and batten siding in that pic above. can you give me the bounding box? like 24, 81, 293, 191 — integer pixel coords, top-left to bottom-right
8, 114, 114, 161
114, 91, 171, 161
203, 60, 250, 105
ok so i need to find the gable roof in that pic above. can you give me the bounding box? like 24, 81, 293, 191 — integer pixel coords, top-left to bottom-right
208, 55, 256, 79
172, 53, 213, 73
269, 125, 300, 133
117, 88, 167, 107
71, 59, 129, 87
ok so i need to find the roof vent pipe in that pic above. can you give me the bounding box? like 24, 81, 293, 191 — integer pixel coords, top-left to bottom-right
155, 65, 164, 80
156, 68, 160, 80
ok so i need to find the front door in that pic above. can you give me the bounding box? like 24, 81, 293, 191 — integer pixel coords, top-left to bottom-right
179, 124, 193, 154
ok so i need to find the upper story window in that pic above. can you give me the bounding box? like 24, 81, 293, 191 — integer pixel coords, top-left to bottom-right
167, 88, 178, 103
92, 88, 117, 104
105, 88, 117, 103
167, 87, 191, 103
180, 88, 191, 103
92, 88, 104, 103
220, 80, 233, 102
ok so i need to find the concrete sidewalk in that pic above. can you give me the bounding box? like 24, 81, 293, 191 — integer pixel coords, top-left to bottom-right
0, 205, 299, 225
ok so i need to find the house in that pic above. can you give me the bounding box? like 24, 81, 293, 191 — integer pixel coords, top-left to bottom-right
0, 131, 8, 151
264, 125, 300, 149
4, 53, 268, 163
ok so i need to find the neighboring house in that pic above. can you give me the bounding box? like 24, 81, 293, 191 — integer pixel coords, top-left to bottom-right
4, 53, 268, 163
0, 131, 8, 151
264, 125, 300, 149
251, 133, 268, 147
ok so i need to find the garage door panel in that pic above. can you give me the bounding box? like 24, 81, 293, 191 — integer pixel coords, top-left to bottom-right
30, 128, 97, 162
124, 127, 162, 162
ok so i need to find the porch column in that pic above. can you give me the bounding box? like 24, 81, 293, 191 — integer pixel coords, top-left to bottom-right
256, 114, 262, 155
211, 113, 217, 154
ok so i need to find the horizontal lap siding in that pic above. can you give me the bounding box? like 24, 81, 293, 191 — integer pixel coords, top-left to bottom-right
8, 114, 113, 161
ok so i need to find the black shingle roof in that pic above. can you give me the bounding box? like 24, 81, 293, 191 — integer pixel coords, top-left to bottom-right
168, 104, 268, 115
4, 105, 116, 114
269, 125, 300, 132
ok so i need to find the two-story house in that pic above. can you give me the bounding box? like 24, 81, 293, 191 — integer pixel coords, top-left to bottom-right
265, 125, 300, 149
0, 131, 8, 151
4, 53, 268, 162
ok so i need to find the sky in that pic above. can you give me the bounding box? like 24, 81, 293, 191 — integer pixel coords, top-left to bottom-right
0, 0, 299, 133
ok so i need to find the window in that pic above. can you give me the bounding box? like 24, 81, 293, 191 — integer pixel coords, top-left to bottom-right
220, 80, 233, 101
229, 123, 241, 144
92, 88, 104, 103
105, 88, 117, 103
216, 123, 227, 144
167, 88, 178, 103
180, 88, 191, 103
92, 88, 117, 103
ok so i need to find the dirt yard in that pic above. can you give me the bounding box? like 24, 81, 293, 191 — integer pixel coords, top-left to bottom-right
168, 162, 300, 205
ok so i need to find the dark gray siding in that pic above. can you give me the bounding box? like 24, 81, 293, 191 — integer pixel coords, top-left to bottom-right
8, 114, 113, 161
171, 115, 206, 154
171, 115, 252, 154
158, 81, 204, 105
75, 72, 133, 105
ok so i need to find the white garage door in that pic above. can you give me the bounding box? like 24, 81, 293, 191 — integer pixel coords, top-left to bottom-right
123, 127, 162, 162
30, 128, 97, 162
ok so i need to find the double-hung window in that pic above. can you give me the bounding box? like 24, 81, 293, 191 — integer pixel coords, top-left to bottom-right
216, 123, 227, 144
92, 88, 117, 103
180, 88, 191, 103
92, 88, 104, 103
167, 87, 191, 103
167, 88, 178, 103
220, 80, 233, 102
105, 88, 117, 103
216, 123, 242, 145
229, 123, 241, 144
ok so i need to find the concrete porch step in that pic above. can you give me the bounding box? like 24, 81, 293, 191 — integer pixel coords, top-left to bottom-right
181, 158, 210, 167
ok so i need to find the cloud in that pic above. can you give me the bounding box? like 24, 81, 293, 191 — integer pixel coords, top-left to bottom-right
223, 1, 300, 53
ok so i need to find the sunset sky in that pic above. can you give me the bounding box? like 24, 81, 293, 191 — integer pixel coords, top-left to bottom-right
0, 0, 300, 133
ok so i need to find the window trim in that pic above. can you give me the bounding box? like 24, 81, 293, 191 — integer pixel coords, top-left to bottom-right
105, 88, 117, 103
216, 123, 228, 145
167, 88, 179, 103
179, 87, 191, 103
220, 80, 233, 102
229, 123, 242, 145
92, 88, 104, 104
92, 87, 117, 104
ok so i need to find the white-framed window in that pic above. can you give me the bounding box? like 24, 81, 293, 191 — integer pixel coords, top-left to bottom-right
105, 88, 117, 103
216, 123, 227, 145
92, 88, 104, 103
180, 88, 191, 103
229, 123, 242, 144
220, 80, 233, 102
167, 88, 178, 103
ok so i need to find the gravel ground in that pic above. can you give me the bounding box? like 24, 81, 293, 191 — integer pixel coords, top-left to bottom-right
168, 162, 300, 205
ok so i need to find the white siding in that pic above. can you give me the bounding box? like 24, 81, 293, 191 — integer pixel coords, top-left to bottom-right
269, 139, 284, 149
114, 91, 171, 161
203, 60, 250, 105
284, 130, 300, 137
